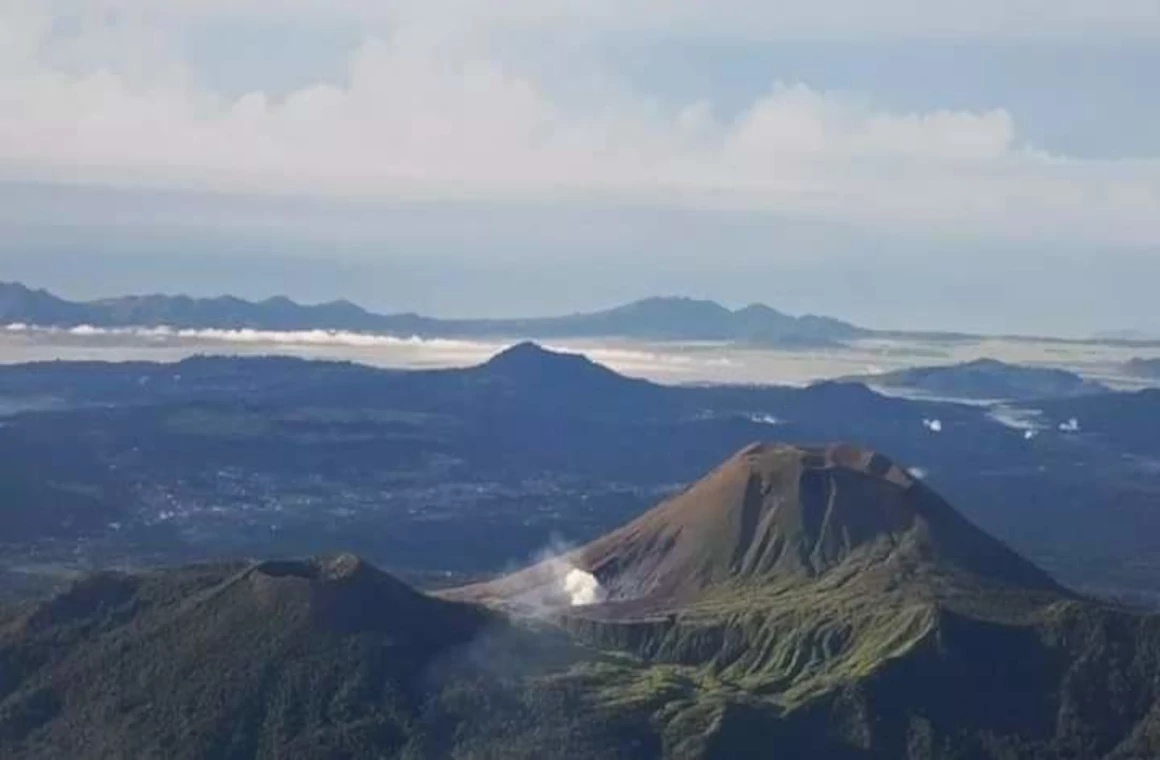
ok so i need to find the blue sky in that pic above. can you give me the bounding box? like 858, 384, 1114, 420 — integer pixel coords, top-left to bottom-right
1, 1, 1159, 335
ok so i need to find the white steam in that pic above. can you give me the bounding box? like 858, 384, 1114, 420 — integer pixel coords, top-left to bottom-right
563, 568, 605, 606
503, 540, 609, 614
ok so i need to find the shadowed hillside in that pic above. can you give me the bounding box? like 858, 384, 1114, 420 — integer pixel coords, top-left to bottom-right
0, 555, 655, 759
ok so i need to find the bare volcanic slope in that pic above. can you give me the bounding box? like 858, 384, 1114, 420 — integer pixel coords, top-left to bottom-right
432, 446, 1160, 760
452, 442, 1063, 616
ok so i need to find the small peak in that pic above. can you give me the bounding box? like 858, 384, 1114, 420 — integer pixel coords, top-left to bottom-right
317, 298, 367, 314
618, 296, 732, 315
493, 340, 552, 359
482, 342, 598, 374
210, 295, 246, 306
734, 302, 786, 318
803, 380, 879, 400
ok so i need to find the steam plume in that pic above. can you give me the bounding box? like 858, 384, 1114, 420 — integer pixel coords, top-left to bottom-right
563, 569, 605, 606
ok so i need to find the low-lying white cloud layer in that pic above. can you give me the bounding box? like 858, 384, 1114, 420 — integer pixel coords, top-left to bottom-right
2, 2, 1158, 246
3, 322, 475, 349
0, 323, 735, 380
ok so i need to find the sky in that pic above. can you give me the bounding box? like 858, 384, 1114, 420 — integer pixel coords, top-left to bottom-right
1, 0, 1159, 336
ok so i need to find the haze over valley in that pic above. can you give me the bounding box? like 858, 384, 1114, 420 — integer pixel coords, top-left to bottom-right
4, 282, 1159, 391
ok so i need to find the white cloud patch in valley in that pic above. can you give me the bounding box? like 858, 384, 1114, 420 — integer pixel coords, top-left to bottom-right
3, 322, 482, 350
0, 323, 746, 382
988, 406, 1047, 435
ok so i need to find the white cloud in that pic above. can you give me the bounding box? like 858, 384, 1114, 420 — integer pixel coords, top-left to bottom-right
4, 321, 496, 349
0, 4, 1158, 246
38, 0, 1160, 42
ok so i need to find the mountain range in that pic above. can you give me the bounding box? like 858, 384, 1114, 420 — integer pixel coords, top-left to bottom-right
0, 281, 866, 347
2, 441, 1159, 759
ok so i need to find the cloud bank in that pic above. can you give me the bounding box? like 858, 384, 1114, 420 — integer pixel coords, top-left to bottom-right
30, 0, 1160, 42
3, 322, 484, 350
1, 3, 1158, 246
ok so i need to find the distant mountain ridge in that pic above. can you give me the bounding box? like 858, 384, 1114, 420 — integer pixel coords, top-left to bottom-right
1124, 357, 1160, 380
0, 282, 866, 347
847, 357, 1109, 401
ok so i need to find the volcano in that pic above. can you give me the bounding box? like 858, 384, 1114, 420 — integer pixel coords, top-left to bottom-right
450, 442, 1063, 616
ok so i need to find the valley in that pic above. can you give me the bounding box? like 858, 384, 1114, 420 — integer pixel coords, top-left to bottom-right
2, 345, 1159, 608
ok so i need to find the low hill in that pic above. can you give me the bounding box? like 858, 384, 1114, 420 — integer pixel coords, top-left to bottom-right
1124, 357, 1160, 379
0, 555, 653, 759
847, 358, 1107, 401
0, 282, 865, 347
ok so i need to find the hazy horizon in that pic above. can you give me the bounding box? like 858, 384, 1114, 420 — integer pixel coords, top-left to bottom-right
2, 2, 1159, 335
